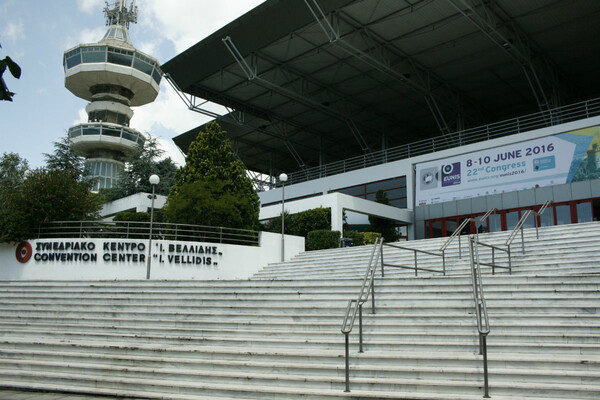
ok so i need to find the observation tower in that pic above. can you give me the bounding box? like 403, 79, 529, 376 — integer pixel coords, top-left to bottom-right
63, 0, 162, 190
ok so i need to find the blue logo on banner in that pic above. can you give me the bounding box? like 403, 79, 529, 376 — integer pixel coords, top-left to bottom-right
441, 162, 461, 186
533, 155, 555, 172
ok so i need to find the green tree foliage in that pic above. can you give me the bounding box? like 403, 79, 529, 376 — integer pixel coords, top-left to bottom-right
0, 168, 101, 242
263, 207, 331, 237
368, 190, 399, 243
164, 180, 254, 229
44, 136, 85, 179
164, 122, 259, 230
102, 136, 177, 201
0, 152, 29, 201
0, 43, 21, 102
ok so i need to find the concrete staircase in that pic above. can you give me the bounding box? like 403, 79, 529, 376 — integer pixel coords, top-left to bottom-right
0, 222, 599, 399
255, 222, 600, 279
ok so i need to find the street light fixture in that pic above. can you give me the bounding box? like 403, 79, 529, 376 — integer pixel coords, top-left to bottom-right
146, 174, 160, 279
279, 173, 288, 262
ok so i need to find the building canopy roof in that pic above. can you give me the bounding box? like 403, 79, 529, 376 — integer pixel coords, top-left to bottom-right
163, 0, 600, 177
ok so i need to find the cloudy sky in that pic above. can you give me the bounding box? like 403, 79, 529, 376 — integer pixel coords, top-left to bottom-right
0, 0, 264, 167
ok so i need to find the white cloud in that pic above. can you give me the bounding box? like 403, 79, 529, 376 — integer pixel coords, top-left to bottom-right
141, 0, 264, 53
3, 20, 24, 42
130, 81, 212, 136
156, 136, 186, 166
78, 26, 107, 45
136, 39, 159, 57
74, 108, 88, 125
78, 0, 105, 14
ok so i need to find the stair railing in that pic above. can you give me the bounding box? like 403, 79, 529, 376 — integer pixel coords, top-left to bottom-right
341, 237, 384, 392
382, 242, 446, 276
505, 200, 552, 255
440, 207, 498, 259
468, 235, 491, 398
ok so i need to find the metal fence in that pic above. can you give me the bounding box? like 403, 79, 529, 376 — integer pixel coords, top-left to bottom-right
36, 221, 260, 246
272, 97, 600, 188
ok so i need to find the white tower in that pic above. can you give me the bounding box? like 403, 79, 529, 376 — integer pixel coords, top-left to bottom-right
63, 0, 161, 190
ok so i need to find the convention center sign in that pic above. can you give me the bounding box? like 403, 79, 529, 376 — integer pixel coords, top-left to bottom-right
0, 232, 304, 280
415, 125, 600, 205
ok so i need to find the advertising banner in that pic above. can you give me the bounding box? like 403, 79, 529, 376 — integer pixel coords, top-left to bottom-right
415, 125, 600, 205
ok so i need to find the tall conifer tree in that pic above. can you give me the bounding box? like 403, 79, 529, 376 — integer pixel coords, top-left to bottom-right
165, 122, 260, 230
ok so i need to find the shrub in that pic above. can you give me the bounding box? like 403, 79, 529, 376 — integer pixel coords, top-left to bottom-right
343, 230, 364, 246
263, 207, 330, 237
363, 232, 382, 245
306, 230, 341, 251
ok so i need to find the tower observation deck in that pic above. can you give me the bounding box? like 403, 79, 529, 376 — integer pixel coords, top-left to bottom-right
63, 0, 162, 190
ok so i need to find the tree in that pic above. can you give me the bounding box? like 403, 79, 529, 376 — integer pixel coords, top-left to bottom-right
102, 136, 177, 201
164, 122, 259, 231
0, 168, 101, 243
0, 43, 21, 102
0, 152, 29, 202
368, 190, 399, 243
44, 136, 85, 178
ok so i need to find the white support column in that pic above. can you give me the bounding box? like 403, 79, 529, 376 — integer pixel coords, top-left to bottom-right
331, 204, 345, 235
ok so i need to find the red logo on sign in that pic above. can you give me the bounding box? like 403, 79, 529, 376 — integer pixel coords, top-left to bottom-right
16, 242, 33, 263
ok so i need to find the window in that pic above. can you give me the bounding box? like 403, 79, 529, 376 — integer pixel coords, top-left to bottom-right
576, 202, 593, 223
107, 47, 133, 67
555, 205, 571, 225
82, 46, 106, 63
335, 176, 407, 208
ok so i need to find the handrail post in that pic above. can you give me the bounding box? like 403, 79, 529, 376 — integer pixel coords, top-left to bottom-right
491, 247, 495, 275
520, 225, 525, 253
359, 304, 364, 352
508, 245, 512, 275
442, 250, 446, 276
380, 243, 385, 278
458, 234, 462, 258
414, 250, 418, 276
344, 332, 350, 392
371, 279, 376, 314
79, 222, 83, 238
482, 334, 490, 398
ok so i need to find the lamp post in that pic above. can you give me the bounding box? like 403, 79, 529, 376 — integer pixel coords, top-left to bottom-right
279, 173, 288, 262
146, 174, 160, 279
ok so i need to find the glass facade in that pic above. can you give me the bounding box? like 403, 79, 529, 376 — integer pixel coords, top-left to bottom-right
336, 176, 408, 208
424, 198, 600, 238
68, 124, 146, 146
63, 44, 162, 84
87, 160, 124, 191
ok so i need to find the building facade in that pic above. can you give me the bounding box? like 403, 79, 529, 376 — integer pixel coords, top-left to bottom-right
258, 102, 600, 240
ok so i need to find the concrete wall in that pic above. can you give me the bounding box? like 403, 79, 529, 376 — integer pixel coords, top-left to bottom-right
0, 232, 304, 280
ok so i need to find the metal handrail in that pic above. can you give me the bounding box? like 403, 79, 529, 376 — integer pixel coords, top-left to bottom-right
505, 200, 553, 253
440, 207, 498, 258
382, 242, 445, 276
468, 235, 491, 398
36, 220, 260, 246
341, 237, 384, 392
473, 238, 511, 275
272, 97, 600, 188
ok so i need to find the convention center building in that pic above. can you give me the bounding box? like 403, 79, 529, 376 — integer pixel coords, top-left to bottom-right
162, 0, 600, 240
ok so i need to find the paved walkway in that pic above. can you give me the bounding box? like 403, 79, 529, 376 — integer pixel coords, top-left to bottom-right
0, 390, 141, 400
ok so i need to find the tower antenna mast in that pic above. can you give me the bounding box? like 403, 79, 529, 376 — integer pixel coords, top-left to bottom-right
104, 0, 138, 28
